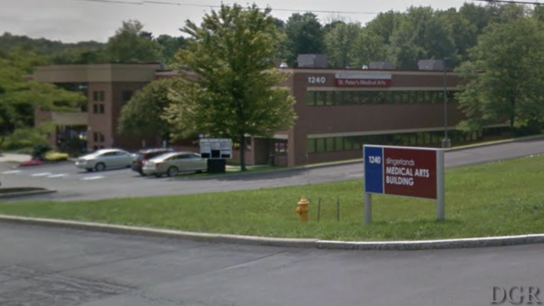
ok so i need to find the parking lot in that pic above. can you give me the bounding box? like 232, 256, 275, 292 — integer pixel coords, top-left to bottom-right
2, 137, 544, 202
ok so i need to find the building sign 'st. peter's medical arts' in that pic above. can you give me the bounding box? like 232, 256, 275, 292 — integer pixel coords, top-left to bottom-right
335, 73, 392, 87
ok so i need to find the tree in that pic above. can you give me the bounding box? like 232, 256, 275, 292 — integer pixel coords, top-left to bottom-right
0, 48, 86, 148
388, 6, 456, 69
323, 21, 362, 68
438, 8, 478, 63
156, 34, 188, 65
117, 78, 176, 145
164, 4, 297, 171
106, 20, 160, 63
283, 12, 325, 66
456, 17, 544, 135
364, 10, 404, 45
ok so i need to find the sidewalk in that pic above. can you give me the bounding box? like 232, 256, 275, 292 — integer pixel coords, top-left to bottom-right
0, 153, 32, 163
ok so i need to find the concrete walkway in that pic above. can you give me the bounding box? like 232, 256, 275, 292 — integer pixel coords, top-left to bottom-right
0, 153, 31, 163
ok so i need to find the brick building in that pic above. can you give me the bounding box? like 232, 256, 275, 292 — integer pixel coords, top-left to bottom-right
33, 61, 510, 167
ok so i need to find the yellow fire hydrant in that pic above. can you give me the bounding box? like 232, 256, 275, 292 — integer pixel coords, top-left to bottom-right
296, 197, 310, 222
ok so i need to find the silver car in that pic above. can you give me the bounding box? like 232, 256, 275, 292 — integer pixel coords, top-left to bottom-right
142, 152, 207, 177
75, 149, 133, 172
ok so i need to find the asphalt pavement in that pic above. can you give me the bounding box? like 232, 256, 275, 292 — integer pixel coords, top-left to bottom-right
1, 221, 543, 306
2, 137, 544, 201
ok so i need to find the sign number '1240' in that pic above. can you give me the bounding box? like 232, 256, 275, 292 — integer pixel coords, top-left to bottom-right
369, 156, 382, 164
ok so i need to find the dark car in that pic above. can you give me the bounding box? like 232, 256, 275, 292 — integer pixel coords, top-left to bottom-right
132, 148, 174, 175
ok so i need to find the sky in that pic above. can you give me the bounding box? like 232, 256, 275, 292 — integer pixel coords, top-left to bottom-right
1, 0, 474, 43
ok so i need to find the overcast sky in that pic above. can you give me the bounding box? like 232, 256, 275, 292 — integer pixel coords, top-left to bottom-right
1, 0, 474, 43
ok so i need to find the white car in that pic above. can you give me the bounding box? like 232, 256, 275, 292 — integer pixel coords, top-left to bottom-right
142, 152, 208, 177
75, 149, 133, 172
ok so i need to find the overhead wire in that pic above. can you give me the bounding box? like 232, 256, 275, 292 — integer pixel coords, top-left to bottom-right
69, 0, 379, 15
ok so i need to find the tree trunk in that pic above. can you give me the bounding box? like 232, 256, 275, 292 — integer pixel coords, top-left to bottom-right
239, 134, 247, 171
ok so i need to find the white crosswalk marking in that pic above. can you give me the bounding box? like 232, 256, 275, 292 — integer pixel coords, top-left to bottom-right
81, 175, 105, 181
31, 172, 52, 177
47, 174, 69, 178
2, 170, 21, 174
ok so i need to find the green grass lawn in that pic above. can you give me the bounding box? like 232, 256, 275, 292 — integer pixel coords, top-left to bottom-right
1, 154, 544, 241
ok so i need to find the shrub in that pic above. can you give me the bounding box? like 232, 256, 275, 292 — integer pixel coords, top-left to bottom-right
44, 151, 69, 162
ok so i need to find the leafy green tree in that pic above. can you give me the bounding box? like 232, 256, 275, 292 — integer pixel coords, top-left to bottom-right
0, 49, 86, 148
459, 3, 494, 35
164, 4, 297, 171
388, 6, 456, 69
117, 78, 176, 145
106, 20, 160, 63
456, 17, 544, 135
323, 22, 362, 68
283, 12, 325, 66
156, 34, 188, 65
351, 28, 388, 67
438, 8, 478, 63
364, 10, 404, 45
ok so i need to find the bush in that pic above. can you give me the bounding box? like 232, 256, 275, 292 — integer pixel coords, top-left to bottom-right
44, 151, 69, 162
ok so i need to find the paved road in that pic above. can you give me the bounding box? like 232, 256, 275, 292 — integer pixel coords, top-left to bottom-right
1, 221, 543, 306
2, 137, 544, 202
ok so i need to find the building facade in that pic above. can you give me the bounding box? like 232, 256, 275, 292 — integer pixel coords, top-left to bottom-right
33, 63, 164, 153
34, 63, 510, 167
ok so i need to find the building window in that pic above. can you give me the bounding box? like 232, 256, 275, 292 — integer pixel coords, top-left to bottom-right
307, 139, 315, 153
99, 91, 105, 101
306, 92, 315, 106
93, 132, 98, 142
99, 104, 105, 114
326, 138, 334, 152
315, 138, 325, 152
93, 91, 99, 101
93, 104, 98, 114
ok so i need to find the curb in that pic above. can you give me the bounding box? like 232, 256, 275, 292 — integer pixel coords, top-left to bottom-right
0, 215, 317, 248
444, 135, 544, 153
1, 215, 544, 251
0, 189, 57, 199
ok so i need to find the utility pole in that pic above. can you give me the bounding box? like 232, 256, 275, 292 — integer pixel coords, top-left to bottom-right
442, 57, 451, 148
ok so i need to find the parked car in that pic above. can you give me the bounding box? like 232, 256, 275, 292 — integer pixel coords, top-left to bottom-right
131, 148, 174, 176
75, 148, 133, 172
142, 152, 207, 177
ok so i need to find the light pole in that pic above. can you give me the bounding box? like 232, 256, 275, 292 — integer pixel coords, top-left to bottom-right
442, 57, 451, 148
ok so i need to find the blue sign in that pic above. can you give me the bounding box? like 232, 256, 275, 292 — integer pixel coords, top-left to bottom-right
364, 145, 384, 194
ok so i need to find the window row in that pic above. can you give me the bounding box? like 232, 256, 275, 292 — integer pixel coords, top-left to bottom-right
92, 132, 105, 143
306, 90, 457, 106
93, 104, 105, 114
306, 127, 510, 153
93, 91, 105, 102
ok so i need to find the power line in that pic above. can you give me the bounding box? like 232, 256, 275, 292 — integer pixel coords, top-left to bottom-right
471, 0, 543, 4
70, 0, 379, 15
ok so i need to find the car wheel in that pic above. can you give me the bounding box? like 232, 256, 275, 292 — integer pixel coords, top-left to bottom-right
138, 171, 147, 176
167, 167, 179, 177
95, 162, 106, 172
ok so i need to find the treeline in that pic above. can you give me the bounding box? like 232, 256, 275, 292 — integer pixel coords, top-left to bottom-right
2, 3, 544, 70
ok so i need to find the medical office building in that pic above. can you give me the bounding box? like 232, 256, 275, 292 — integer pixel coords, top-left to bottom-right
32, 59, 510, 167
